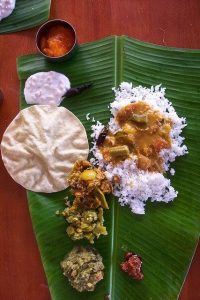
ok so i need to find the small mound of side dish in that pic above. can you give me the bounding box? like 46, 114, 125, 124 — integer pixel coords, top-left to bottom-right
61, 246, 104, 292
0, 0, 16, 21
91, 83, 188, 214
24, 71, 71, 106
62, 160, 112, 244
24, 71, 92, 106
120, 252, 144, 280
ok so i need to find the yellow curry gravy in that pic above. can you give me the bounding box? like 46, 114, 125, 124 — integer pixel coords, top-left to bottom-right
99, 101, 173, 173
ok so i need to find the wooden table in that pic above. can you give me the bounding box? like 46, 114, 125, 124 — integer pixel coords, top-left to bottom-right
0, 0, 199, 299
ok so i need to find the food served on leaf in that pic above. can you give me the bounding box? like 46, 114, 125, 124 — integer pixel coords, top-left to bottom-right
68, 160, 112, 209
0, 0, 16, 21
24, 71, 92, 106
24, 71, 71, 106
61, 246, 104, 292
91, 83, 188, 214
120, 252, 144, 280
62, 204, 107, 244
62, 160, 112, 243
1, 105, 89, 193
99, 101, 172, 172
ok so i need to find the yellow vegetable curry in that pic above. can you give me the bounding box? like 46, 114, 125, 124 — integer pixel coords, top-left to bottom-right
99, 101, 173, 173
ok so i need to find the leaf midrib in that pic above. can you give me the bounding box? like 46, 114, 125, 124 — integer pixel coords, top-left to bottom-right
109, 36, 124, 300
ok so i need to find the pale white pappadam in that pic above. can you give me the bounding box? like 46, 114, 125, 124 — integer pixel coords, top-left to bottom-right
1, 105, 89, 193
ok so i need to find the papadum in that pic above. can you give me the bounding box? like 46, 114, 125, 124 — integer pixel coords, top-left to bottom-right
1, 105, 89, 193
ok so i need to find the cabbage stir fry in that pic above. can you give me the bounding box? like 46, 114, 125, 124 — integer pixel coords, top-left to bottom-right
62, 160, 112, 243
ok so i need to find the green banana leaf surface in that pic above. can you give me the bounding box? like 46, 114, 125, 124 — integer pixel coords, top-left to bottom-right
17, 36, 200, 300
0, 0, 51, 34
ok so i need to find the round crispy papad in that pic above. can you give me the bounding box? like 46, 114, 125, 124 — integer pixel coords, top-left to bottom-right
1, 105, 89, 193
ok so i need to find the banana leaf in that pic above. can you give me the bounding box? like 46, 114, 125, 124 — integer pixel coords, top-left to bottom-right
0, 0, 51, 34
17, 36, 200, 300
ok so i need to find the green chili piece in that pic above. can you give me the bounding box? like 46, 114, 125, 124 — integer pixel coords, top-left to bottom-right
95, 188, 109, 209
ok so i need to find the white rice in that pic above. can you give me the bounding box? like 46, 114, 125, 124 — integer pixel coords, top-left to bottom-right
86, 113, 91, 120
91, 83, 188, 214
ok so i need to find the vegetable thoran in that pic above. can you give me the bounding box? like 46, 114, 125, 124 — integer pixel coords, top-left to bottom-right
62, 160, 112, 243
61, 246, 104, 292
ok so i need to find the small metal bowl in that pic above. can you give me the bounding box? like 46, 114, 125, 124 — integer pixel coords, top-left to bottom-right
36, 19, 77, 62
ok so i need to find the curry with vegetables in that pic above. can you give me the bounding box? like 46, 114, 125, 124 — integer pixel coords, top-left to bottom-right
98, 101, 173, 172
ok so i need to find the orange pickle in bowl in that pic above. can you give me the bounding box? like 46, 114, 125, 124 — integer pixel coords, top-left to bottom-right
40, 24, 75, 57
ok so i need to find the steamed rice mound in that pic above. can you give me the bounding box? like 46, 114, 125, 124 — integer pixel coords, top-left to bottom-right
91, 83, 188, 214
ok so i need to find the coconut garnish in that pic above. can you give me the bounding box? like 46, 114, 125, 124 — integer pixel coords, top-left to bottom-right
24, 71, 71, 106
0, 0, 16, 21
91, 83, 188, 214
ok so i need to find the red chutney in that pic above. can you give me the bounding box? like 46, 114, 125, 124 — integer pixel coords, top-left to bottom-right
40, 25, 75, 57
120, 252, 144, 280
